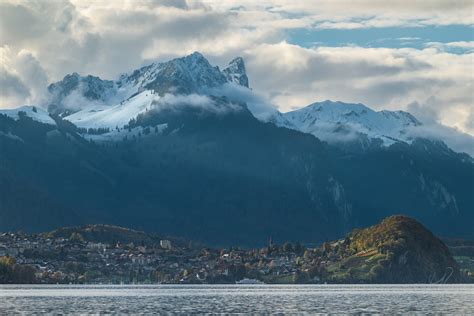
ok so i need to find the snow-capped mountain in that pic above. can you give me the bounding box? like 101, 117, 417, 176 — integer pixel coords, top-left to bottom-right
116, 52, 229, 96
41, 52, 251, 131
282, 100, 422, 146
0, 106, 56, 125
46, 52, 248, 117
2, 51, 469, 155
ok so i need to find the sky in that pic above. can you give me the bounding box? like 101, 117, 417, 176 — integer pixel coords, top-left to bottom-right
0, 0, 473, 138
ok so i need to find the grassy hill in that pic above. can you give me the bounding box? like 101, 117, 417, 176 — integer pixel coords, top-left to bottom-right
323, 215, 461, 283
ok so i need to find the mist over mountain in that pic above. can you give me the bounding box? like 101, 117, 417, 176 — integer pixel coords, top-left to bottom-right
0, 52, 473, 246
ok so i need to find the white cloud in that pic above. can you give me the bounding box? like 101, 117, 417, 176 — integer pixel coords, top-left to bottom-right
152, 93, 241, 114
0, 68, 30, 107
208, 83, 279, 121
425, 41, 474, 53
212, 0, 473, 29
0, 46, 49, 108
13, 50, 49, 105
407, 123, 474, 157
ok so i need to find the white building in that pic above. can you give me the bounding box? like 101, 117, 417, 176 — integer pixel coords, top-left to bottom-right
160, 240, 172, 250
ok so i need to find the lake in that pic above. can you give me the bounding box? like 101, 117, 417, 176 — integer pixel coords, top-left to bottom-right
1, 284, 473, 314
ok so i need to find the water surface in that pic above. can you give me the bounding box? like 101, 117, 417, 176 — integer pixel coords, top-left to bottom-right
1, 284, 473, 314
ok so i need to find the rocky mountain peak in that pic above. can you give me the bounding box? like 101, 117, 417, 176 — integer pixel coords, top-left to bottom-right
47, 72, 115, 115
223, 56, 248, 88
117, 52, 231, 96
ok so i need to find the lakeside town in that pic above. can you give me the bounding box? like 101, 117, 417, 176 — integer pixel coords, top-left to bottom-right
1, 222, 473, 284
0, 226, 329, 284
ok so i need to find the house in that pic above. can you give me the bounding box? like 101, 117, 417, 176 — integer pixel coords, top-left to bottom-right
131, 254, 146, 265
87, 242, 107, 252
160, 240, 172, 250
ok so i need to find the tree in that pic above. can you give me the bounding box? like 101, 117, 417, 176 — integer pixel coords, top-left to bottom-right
308, 266, 319, 279
230, 264, 246, 281
70, 232, 84, 243
369, 264, 384, 280
296, 256, 303, 266
283, 242, 294, 253
304, 250, 311, 260
12, 265, 36, 283
322, 242, 331, 255
0, 256, 36, 284
292, 271, 309, 284
294, 242, 304, 254
0, 256, 15, 283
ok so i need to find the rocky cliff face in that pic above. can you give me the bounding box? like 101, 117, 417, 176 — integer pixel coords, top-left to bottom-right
47, 73, 115, 116
223, 57, 249, 88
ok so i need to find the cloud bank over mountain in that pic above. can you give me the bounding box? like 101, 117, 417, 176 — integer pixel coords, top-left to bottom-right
0, 0, 472, 137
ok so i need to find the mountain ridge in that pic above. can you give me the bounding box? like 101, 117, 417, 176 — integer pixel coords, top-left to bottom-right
2, 51, 469, 156
282, 100, 423, 147
0, 52, 473, 245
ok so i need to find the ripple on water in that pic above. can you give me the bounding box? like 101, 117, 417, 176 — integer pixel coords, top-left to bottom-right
0, 284, 473, 314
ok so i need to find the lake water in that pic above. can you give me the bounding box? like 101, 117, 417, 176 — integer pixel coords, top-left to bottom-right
1, 284, 473, 314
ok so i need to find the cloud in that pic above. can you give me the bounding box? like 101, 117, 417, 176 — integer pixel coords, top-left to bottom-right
406, 99, 441, 124
301, 121, 363, 143
208, 83, 279, 121
210, 1, 473, 31
0, 46, 50, 108
266, 1, 474, 28
0, 2, 47, 44
151, 93, 241, 114
425, 41, 474, 53
407, 124, 474, 157
54, 88, 107, 113
0, 68, 30, 107
13, 50, 49, 105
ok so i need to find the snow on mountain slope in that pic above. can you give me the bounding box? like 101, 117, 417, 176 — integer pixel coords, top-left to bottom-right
0, 106, 56, 125
282, 100, 421, 145
64, 90, 157, 129
63, 89, 238, 130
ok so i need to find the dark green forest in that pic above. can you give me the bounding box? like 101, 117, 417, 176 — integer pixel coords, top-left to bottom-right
0, 105, 473, 246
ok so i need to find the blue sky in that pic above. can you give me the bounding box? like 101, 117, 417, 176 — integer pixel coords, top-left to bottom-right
287, 25, 474, 52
